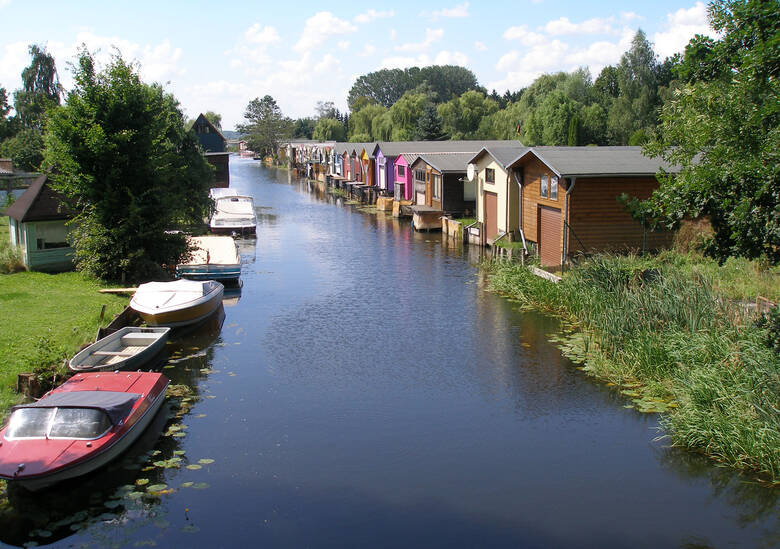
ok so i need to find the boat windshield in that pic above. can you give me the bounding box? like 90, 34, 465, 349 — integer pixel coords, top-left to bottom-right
6, 407, 113, 440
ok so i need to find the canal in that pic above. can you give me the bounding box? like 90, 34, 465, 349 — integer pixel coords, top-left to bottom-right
1, 157, 777, 548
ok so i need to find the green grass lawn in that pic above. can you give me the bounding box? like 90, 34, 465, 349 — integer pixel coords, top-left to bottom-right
0, 271, 128, 413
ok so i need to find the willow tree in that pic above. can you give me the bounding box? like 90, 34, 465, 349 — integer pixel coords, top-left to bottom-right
44, 50, 213, 281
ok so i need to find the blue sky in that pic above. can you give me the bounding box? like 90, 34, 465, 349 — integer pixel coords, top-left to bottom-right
0, 0, 715, 130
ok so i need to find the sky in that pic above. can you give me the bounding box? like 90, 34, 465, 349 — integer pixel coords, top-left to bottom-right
0, 0, 716, 131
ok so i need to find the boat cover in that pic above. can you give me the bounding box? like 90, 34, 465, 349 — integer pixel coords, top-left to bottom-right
15, 391, 141, 425
182, 236, 240, 267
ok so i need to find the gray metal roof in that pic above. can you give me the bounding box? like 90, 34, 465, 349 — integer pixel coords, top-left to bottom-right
509, 146, 681, 177
411, 152, 476, 173
468, 145, 529, 168
373, 139, 522, 157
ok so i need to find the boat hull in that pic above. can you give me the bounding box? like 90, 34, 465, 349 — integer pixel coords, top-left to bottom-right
130, 281, 224, 328
12, 384, 168, 491
176, 264, 241, 282
69, 327, 170, 372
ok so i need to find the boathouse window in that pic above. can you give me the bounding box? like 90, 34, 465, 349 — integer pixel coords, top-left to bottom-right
541, 175, 549, 198
397, 165, 405, 177
433, 174, 442, 199
485, 168, 495, 184
414, 170, 426, 183
550, 176, 558, 200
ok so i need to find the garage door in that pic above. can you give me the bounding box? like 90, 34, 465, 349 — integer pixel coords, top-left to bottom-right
484, 191, 498, 242
538, 206, 562, 268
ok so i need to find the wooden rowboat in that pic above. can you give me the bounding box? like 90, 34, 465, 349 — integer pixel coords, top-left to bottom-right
68, 327, 170, 372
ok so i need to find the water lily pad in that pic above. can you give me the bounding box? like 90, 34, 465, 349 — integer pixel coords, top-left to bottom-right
37, 530, 52, 538
174, 450, 186, 456
153, 519, 170, 529
141, 466, 156, 472
104, 500, 122, 509
146, 484, 168, 493
69, 523, 85, 531
198, 459, 214, 465
172, 432, 186, 438
127, 491, 145, 500
180, 482, 194, 488
191, 482, 209, 490
195, 414, 207, 418
136, 478, 149, 486
186, 464, 202, 470
181, 525, 200, 534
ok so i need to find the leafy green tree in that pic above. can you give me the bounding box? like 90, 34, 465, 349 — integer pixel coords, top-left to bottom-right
414, 104, 447, 140
0, 128, 43, 171
204, 111, 222, 129
387, 91, 431, 141
43, 50, 213, 281
313, 117, 346, 141
13, 44, 62, 131
438, 90, 498, 139
293, 117, 315, 139
0, 87, 15, 140
348, 104, 386, 140
645, 0, 780, 262
238, 95, 293, 157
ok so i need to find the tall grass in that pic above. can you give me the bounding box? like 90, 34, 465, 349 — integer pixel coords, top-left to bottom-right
0, 217, 25, 274
483, 252, 780, 482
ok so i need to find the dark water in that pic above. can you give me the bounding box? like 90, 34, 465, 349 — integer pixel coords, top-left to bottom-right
1, 158, 778, 548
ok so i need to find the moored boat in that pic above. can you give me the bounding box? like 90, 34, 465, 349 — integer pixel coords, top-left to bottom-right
0, 371, 169, 491
176, 236, 241, 283
130, 279, 224, 328
210, 195, 257, 235
68, 327, 170, 372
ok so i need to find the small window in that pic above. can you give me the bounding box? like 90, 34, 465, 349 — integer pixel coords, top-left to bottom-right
415, 169, 426, 182
433, 174, 442, 199
550, 176, 558, 200
485, 168, 495, 183
540, 175, 548, 198
398, 165, 405, 177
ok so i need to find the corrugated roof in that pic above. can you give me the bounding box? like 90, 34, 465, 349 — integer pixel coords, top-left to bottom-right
2, 175, 76, 222
412, 152, 476, 173
509, 146, 681, 177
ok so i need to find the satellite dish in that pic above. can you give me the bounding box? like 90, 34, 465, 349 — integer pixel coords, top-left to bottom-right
466, 163, 476, 182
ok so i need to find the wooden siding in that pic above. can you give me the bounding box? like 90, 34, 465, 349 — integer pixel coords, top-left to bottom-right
484, 191, 498, 241
520, 156, 562, 245
568, 177, 674, 254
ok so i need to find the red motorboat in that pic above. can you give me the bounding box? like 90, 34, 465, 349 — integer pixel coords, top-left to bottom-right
0, 371, 169, 491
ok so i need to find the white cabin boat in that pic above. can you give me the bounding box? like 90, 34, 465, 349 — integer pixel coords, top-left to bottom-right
176, 236, 241, 283
210, 194, 257, 235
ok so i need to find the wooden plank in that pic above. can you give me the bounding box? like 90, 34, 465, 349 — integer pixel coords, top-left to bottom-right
99, 288, 138, 294
92, 350, 135, 357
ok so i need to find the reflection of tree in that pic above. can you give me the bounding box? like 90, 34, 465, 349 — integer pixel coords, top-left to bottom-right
656, 446, 780, 531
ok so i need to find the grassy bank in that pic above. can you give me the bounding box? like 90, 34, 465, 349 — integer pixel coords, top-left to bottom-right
0, 271, 128, 413
483, 251, 780, 483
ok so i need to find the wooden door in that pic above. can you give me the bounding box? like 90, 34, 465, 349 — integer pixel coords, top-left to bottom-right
538, 206, 562, 268
484, 191, 498, 241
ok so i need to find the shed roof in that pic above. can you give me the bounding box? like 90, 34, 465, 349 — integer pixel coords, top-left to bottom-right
411, 152, 475, 173
2, 175, 76, 222
193, 113, 226, 142
372, 139, 521, 157
508, 146, 681, 177
468, 145, 529, 168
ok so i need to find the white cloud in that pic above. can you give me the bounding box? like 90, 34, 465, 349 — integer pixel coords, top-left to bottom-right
0, 0, 11, 7
360, 43, 377, 57
395, 28, 444, 52
0, 41, 29, 91
354, 9, 394, 23
434, 50, 468, 66
337, 41, 350, 51
431, 2, 470, 18
653, 1, 713, 58
380, 54, 432, 70
244, 24, 280, 44
621, 11, 642, 22
503, 25, 546, 46
491, 40, 570, 91
565, 28, 634, 73
390, 29, 397, 41
315, 53, 339, 74
474, 41, 487, 51
543, 16, 615, 35
294, 12, 357, 53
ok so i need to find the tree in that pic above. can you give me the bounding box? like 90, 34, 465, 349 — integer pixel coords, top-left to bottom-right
414, 104, 447, 140
0, 128, 43, 171
0, 87, 18, 140
13, 44, 62, 131
43, 50, 214, 281
238, 95, 293, 157
645, 0, 780, 262
315, 101, 337, 119
203, 111, 222, 129
348, 104, 386, 141
313, 117, 346, 141
438, 90, 498, 139
293, 117, 315, 139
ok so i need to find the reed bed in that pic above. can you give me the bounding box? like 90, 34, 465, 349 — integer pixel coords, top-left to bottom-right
483, 252, 780, 483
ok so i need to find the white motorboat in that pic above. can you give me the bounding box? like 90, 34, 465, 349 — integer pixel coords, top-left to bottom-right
130, 279, 224, 327
210, 194, 257, 235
